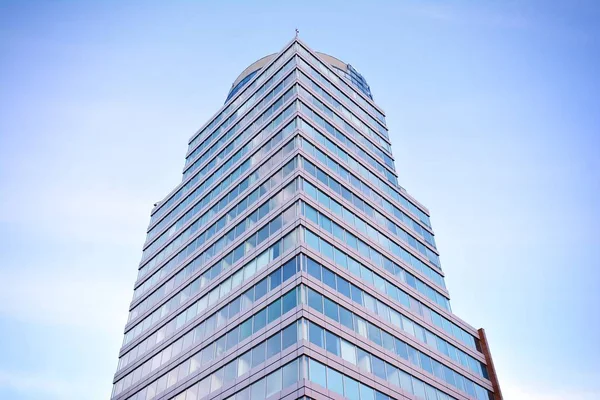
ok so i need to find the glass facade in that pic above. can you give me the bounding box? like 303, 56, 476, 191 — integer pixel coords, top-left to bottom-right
112, 38, 500, 400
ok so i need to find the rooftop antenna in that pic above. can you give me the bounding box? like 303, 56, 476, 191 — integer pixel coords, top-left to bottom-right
295, 28, 299, 38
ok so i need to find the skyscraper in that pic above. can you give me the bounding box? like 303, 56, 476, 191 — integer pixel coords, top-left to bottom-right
111, 37, 502, 400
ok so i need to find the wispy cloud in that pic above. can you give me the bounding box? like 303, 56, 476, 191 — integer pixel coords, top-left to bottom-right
0, 181, 149, 247
0, 267, 131, 334
0, 369, 98, 400
502, 382, 600, 400
408, 2, 532, 30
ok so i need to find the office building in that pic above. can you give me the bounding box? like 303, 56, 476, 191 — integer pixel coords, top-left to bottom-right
111, 37, 502, 400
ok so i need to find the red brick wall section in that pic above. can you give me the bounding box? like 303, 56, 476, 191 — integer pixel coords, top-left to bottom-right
478, 328, 503, 400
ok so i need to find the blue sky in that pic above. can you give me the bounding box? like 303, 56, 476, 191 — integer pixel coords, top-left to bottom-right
0, 1, 598, 399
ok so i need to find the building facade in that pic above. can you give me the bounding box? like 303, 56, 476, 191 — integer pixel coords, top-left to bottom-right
111, 37, 502, 400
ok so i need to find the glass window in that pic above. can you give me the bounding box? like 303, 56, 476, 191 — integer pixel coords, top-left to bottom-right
432, 359, 444, 380
381, 331, 395, 353
399, 370, 412, 393
269, 268, 282, 291
238, 351, 251, 376
327, 367, 344, 395
282, 289, 297, 314
252, 342, 266, 368
339, 307, 353, 330
239, 318, 252, 341
325, 331, 340, 356
360, 384, 375, 400
201, 343, 214, 365
223, 360, 236, 383
419, 353, 433, 375
350, 284, 363, 305
407, 345, 420, 367
307, 288, 323, 312
402, 316, 415, 337
372, 356, 387, 380
282, 322, 297, 349
255, 278, 267, 300
321, 240, 334, 260
267, 333, 282, 359
229, 297, 241, 317
357, 348, 371, 373
307, 258, 321, 280
282, 258, 296, 281
185, 383, 198, 400
343, 375, 360, 400
385, 364, 400, 387
197, 377, 210, 398
341, 340, 356, 365
266, 368, 282, 397
368, 323, 382, 346
306, 230, 319, 250
324, 297, 339, 322
282, 359, 298, 388
395, 339, 408, 360
355, 316, 368, 337
268, 298, 282, 324
322, 267, 336, 289
250, 377, 266, 399
346, 232, 358, 249
309, 322, 324, 348
337, 276, 351, 298
364, 294, 377, 313
304, 181, 318, 199
309, 358, 327, 388
319, 213, 332, 232
305, 203, 318, 223
253, 308, 267, 333
425, 385, 438, 400
333, 223, 344, 241
412, 378, 426, 399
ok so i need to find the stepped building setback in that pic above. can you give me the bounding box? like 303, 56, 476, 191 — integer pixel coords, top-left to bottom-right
111, 37, 502, 400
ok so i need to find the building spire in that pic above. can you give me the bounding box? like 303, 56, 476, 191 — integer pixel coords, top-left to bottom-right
295, 28, 299, 38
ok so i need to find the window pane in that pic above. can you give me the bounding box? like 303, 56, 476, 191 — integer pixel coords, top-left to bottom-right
282, 289, 297, 314
337, 276, 351, 298
412, 378, 426, 399
360, 384, 375, 400
339, 307, 353, 330
307, 258, 321, 280
309, 322, 324, 348
357, 349, 371, 373
419, 353, 433, 374
341, 340, 356, 365
325, 331, 340, 356
327, 367, 344, 395
309, 359, 327, 387
282, 323, 297, 349
399, 370, 412, 393
255, 279, 267, 300
239, 318, 252, 341
268, 298, 282, 324
372, 357, 386, 380
253, 309, 267, 333
266, 368, 282, 397
250, 377, 266, 399
252, 342, 266, 367
324, 297, 339, 322
282, 359, 298, 388
238, 351, 251, 376
395, 339, 409, 360
307, 288, 323, 312
343, 376, 360, 400
408, 345, 420, 368
322, 267, 336, 289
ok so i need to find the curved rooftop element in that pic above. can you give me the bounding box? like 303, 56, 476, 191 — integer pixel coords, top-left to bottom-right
225, 49, 373, 103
